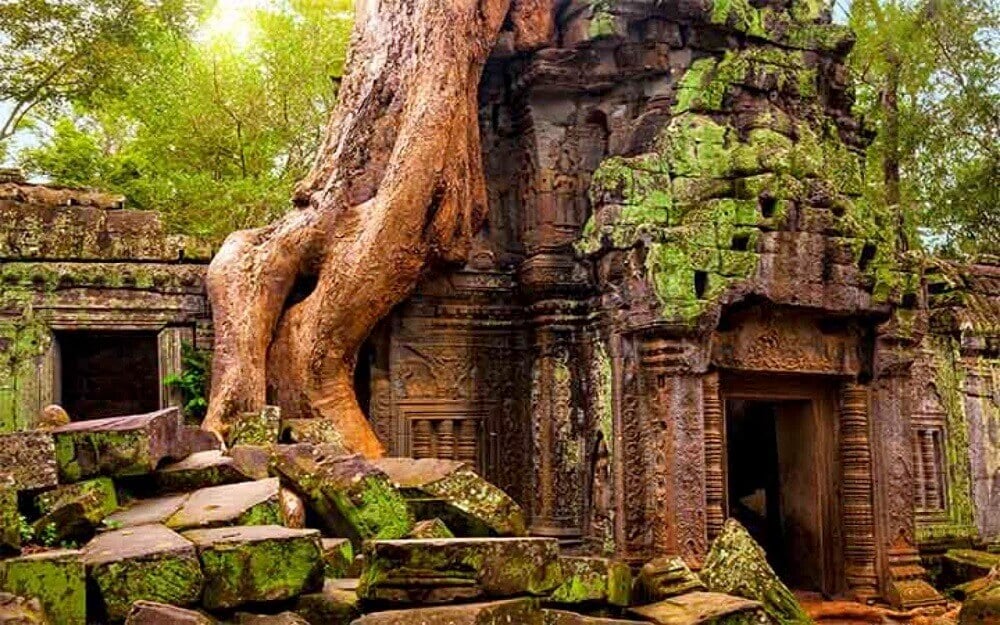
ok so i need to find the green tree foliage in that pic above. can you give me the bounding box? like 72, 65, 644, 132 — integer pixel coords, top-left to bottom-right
849, 0, 999, 255
17, 0, 352, 240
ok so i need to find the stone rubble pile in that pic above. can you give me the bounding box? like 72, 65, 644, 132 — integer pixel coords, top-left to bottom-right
0, 405, 986, 624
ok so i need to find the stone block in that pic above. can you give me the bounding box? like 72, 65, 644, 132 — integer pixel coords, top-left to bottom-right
0, 477, 19, 553
0, 431, 57, 490
959, 582, 1000, 625
183, 525, 324, 610
0, 550, 85, 625
636, 557, 706, 602
104, 493, 189, 528
227, 406, 281, 447
166, 478, 283, 530
944, 550, 1000, 587
124, 601, 216, 625
156, 450, 255, 492
52, 408, 185, 481
321, 538, 354, 578
549, 556, 631, 607
351, 598, 543, 625
280, 419, 350, 448
543, 610, 647, 625
272, 446, 412, 545
227, 445, 273, 480
628, 592, 769, 625
235, 613, 309, 625
373, 458, 525, 537
0, 592, 49, 624
82, 524, 204, 621
407, 518, 454, 539
33, 477, 118, 543
294, 579, 359, 625
358, 537, 562, 604
179, 427, 222, 455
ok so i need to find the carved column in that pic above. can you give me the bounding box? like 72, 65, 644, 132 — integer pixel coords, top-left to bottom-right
703, 372, 725, 542
839, 382, 879, 600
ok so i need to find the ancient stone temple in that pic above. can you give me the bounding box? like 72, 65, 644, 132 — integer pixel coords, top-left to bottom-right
355, 0, 1000, 609
0, 170, 213, 429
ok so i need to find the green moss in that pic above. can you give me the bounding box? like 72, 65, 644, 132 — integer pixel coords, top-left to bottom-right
550, 557, 631, 606
352, 476, 414, 540
237, 500, 284, 526
0, 551, 87, 625
91, 552, 204, 621
0, 310, 52, 433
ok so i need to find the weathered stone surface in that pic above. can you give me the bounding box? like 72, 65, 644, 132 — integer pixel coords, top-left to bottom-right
407, 518, 454, 539
321, 538, 354, 578
0, 432, 57, 490
549, 556, 631, 607
294, 579, 359, 625
281, 488, 307, 529
235, 612, 310, 625
0, 592, 49, 624
166, 478, 283, 530
33, 477, 118, 542
373, 458, 526, 537
124, 601, 216, 625
0, 477, 19, 553
629, 592, 769, 625
35, 406, 68, 430
959, 581, 1000, 625
272, 446, 413, 545
183, 525, 324, 610
156, 450, 254, 492
543, 610, 647, 625
358, 537, 562, 604
82, 524, 204, 621
0, 550, 85, 625
180, 427, 222, 455
104, 493, 189, 528
636, 557, 706, 602
944, 550, 1000, 586
701, 520, 810, 625
350, 598, 543, 625
52, 408, 185, 481
228, 406, 281, 447
227, 445, 273, 480
280, 419, 350, 448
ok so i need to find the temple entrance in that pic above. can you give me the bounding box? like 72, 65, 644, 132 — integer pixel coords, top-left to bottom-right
56, 331, 161, 420
722, 374, 842, 596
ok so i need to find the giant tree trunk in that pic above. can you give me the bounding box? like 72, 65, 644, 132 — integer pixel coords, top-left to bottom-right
202, 0, 553, 456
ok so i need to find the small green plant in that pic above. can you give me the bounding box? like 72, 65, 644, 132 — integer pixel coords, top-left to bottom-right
163, 342, 212, 420
38, 523, 58, 547
17, 515, 33, 543
102, 519, 122, 531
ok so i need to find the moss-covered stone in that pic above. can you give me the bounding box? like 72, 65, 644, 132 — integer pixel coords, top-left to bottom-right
358, 537, 562, 604
944, 550, 1000, 587
636, 556, 706, 602
543, 610, 647, 625
166, 478, 284, 531
82, 524, 204, 622
352, 598, 543, 625
0, 550, 86, 625
280, 419, 350, 449
0, 477, 19, 553
124, 601, 216, 625
183, 525, 324, 610
228, 406, 281, 447
701, 520, 812, 625
320, 538, 354, 578
629, 591, 770, 625
959, 581, 1000, 625
104, 493, 190, 529
156, 450, 255, 492
293, 579, 360, 625
33, 477, 118, 543
408, 518, 455, 539
549, 556, 631, 607
0, 592, 49, 624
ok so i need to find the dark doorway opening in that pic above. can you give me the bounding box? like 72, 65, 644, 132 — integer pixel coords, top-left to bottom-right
726, 398, 823, 591
58, 331, 160, 420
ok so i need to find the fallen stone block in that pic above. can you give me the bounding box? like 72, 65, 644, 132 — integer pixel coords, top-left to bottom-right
358, 537, 562, 604
227, 406, 281, 447
700, 519, 810, 625
408, 518, 454, 539
180, 427, 222, 455
0, 431, 58, 491
235, 612, 310, 625
373, 458, 526, 537
156, 450, 255, 492
104, 493, 190, 529
0, 477, 19, 553
82, 524, 204, 621
52, 408, 185, 481
636, 556, 706, 602
294, 579, 359, 625
321, 538, 354, 578
227, 445, 273, 480
0, 549, 85, 625
944, 550, 1000, 587
272, 446, 412, 545
629, 591, 768, 625
549, 556, 631, 607
125, 601, 216, 625
166, 478, 283, 531
280, 419, 349, 449
959, 581, 1000, 625
0, 592, 49, 624
33, 477, 118, 543
351, 598, 543, 625
183, 525, 324, 610
543, 610, 648, 625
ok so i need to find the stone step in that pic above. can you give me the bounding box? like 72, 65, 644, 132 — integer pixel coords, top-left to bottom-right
351, 598, 543, 625
33, 478, 118, 543
166, 479, 283, 531
628, 591, 768, 625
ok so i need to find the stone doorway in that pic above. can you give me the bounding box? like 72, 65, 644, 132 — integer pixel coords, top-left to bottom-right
56, 330, 161, 420
721, 374, 843, 596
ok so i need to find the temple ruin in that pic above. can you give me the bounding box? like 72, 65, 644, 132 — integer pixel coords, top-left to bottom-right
0, 0, 998, 621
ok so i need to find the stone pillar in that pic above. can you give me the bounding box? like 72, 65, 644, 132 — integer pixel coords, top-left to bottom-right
703, 372, 725, 542
839, 381, 879, 600
158, 326, 194, 412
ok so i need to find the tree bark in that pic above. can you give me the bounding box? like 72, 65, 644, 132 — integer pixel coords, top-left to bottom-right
202, 0, 553, 457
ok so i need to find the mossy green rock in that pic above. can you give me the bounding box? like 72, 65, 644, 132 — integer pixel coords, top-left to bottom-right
166, 478, 283, 531
944, 550, 1000, 586
272, 445, 413, 547
227, 406, 281, 447
33, 477, 118, 543
407, 518, 455, 539
82, 524, 204, 622
374, 458, 526, 537
359, 537, 562, 604
351, 598, 543, 625
701, 519, 811, 625
629, 591, 770, 625
0, 549, 86, 625
0, 477, 19, 553
550, 556, 632, 607
293, 579, 359, 625
320, 538, 354, 578
183, 525, 324, 610
156, 450, 255, 492
959, 581, 1000, 625
280, 419, 350, 449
